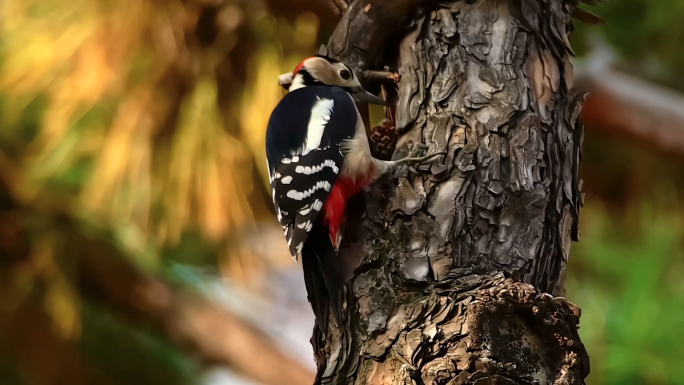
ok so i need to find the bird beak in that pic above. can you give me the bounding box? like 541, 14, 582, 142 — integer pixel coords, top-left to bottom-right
351, 87, 388, 106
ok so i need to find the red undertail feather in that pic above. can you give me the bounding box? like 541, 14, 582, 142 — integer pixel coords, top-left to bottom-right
323, 184, 346, 250
324, 167, 378, 249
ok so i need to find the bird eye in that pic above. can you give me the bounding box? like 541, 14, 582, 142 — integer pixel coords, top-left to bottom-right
339, 69, 352, 80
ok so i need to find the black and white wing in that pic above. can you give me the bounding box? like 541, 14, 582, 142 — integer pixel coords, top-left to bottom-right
265, 86, 357, 258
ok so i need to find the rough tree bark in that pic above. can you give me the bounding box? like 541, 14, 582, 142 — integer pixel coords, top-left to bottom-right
311, 0, 590, 384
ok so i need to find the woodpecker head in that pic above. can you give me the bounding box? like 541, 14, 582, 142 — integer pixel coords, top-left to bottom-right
283, 56, 387, 106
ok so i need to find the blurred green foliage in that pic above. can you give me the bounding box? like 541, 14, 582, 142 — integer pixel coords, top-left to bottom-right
568, 202, 684, 385
570, 3, 684, 380
568, 130, 684, 385
79, 303, 200, 385
575, 0, 684, 86
0, 303, 201, 385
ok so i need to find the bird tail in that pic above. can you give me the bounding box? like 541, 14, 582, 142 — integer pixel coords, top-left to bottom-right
301, 218, 344, 335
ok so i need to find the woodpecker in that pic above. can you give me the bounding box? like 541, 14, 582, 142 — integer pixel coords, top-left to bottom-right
266, 56, 440, 332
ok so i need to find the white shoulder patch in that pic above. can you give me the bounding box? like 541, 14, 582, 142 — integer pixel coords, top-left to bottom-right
302, 97, 334, 156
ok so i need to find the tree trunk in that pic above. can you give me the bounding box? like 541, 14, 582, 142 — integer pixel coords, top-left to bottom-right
312, 0, 589, 384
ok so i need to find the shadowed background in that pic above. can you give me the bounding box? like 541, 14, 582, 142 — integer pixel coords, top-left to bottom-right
0, 0, 682, 384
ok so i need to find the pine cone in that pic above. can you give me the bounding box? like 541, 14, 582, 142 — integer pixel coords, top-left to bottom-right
369, 119, 398, 160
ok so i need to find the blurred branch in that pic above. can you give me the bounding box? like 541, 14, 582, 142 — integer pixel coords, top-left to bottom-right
0, 156, 314, 385
579, 68, 684, 156
79, 242, 314, 385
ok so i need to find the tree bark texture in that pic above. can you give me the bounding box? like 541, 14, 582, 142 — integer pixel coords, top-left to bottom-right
314, 0, 589, 384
